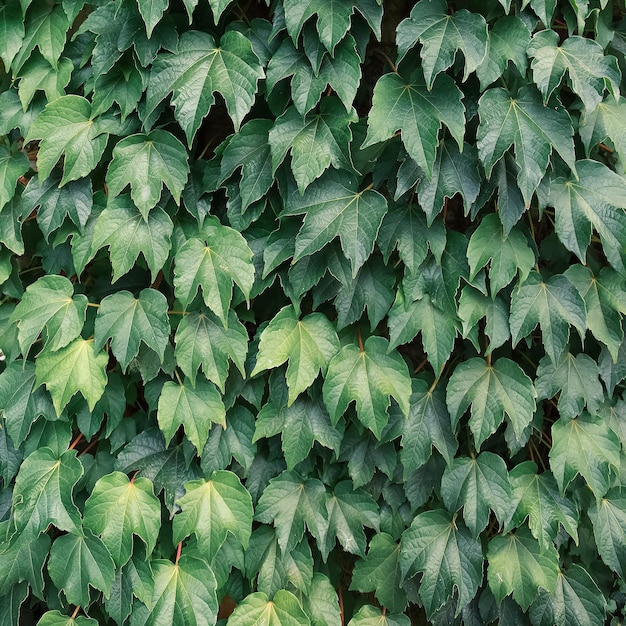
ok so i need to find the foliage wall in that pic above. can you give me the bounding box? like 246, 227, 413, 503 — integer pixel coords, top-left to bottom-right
2, 0, 626, 623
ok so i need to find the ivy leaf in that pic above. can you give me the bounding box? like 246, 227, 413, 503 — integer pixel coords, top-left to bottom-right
146, 555, 218, 626
280, 169, 388, 277
507, 462, 579, 549
174, 308, 247, 392
446, 357, 536, 450
255, 471, 328, 553
157, 376, 226, 452
487, 527, 559, 610
0, 2, 24, 70
35, 338, 108, 415
400, 509, 483, 617
94, 289, 170, 372
363, 69, 465, 180
106, 131, 190, 219
549, 413, 620, 497
173, 217, 254, 324
11, 274, 87, 358
136, 0, 167, 37
0, 146, 29, 212
458, 287, 510, 354
299, 572, 341, 626
252, 306, 339, 405
509, 271, 586, 364
348, 606, 410, 626
47, 530, 116, 607
17, 54, 72, 110
323, 336, 411, 438
83, 471, 161, 567
37, 611, 98, 626
441, 452, 512, 538
173, 470, 253, 558
91, 61, 144, 121
396, 0, 488, 88
536, 352, 604, 420
467, 215, 535, 296
269, 98, 357, 194
529, 564, 607, 626
528, 30, 620, 112
25, 95, 117, 183
0, 533, 50, 598
145, 30, 264, 145
477, 86, 576, 204
12, 447, 83, 539
588, 488, 626, 577
92, 195, 173, 282
350, 533, 406, 613
579, 96, 626, 160
228, 589, 310, 626
548, 159, 626, 273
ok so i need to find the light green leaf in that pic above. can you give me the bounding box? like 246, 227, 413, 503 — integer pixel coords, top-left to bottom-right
487, 527, 559, 610
173, 217, 254, 324
16, 54, 72, 110
549, 413, 620, 497
299, 573, 341, 626
363, 69, 465, 180
477, 86, 576, 204
446, 357, 536, 450
173, 470, 253, 558
157, 376, 226, 451
12, 447, 83, 539
145, 30, 264, 144
589, 488, 626, 576
0, 533, 50, 597
458, 287, 510, 354
0, 146, 29, 212
37, 610, 98, 626
228, 590, 310, 626
280, 169, 388, 277
323, 336, 411, 438
528, 30, 620, 112
347, 606, 409, 626
252, 306, 339, 405
0, 2, 24, 70
94, 289, 170, 372
106, 131, 190, 219
397, 0, 488, 88
400, 509, 483, 617
509, 271, 586, 364
11, 274, 87, 357
579, 96, 626, 161
92, 61, 144, 121
47, 530, 116, 607
35, 338, 108, 415
83, 471, 161, 567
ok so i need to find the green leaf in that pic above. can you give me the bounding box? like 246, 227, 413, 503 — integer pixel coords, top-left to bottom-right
536, 351, 604, 420
529, 564, 607, 626
47, 530, 116, 607
487, 527, 559, 610
0, 2, 24, 70
350, 533, 406, 613
255, 471, 328, 553
548, 159, 626, 273
363, 69, 465, 180
280, 169, 388, 277
467, 215, 535, 296
12, 447, 83, 539
299, 572, 341, 626
37, 611, 98, 626
549, 413, 620, 497
25, 95, 117, 183
323, 336, 411, 438
347, 606, 409, 626
528, 30, 620, 112
94, 289, 170, 372
446, 357, 536, 450
589, 488, 626, 576
91, 61, 144, 121
269, 98, 357, 194
16, 54, 72, 110
579, 96, 626, 161
157, 376, 226, 452
458, 287, 510, 354
106, 131, 190, 219
145, 30, 264, 144
0, 146, 29, 212
252, 306, 339, 405
146, 555, 218, 626
509, 271, 586, 364
136, 0, 167, 37
92, 194, 173, 282
397, 0, 488, 88
174, 308, 248, 392
0, 533, 50, 597
508, 462, 579, 549
11, 274, 87, 357
228, 590, 310, 626
441, 452, 512, 538
400, 509, 483, 617
173, 470, 253, 558
35, 338, 108, 415
477, 86, 576, 204
83, 471, 161, 567
173, 217, 254, 324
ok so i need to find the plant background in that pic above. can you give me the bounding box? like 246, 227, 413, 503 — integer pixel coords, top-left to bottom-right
1, 0, 626, 624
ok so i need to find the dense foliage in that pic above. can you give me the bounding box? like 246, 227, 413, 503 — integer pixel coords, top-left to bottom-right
1, 0, 626, 623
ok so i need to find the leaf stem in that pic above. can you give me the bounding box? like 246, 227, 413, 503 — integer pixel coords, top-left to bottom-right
357, 327, 364, 352
338, 584, 344, 625
86, 302, 100, 308
175, 541, 183, 564
69, 433, 84, 450
71, 606, 80, 619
